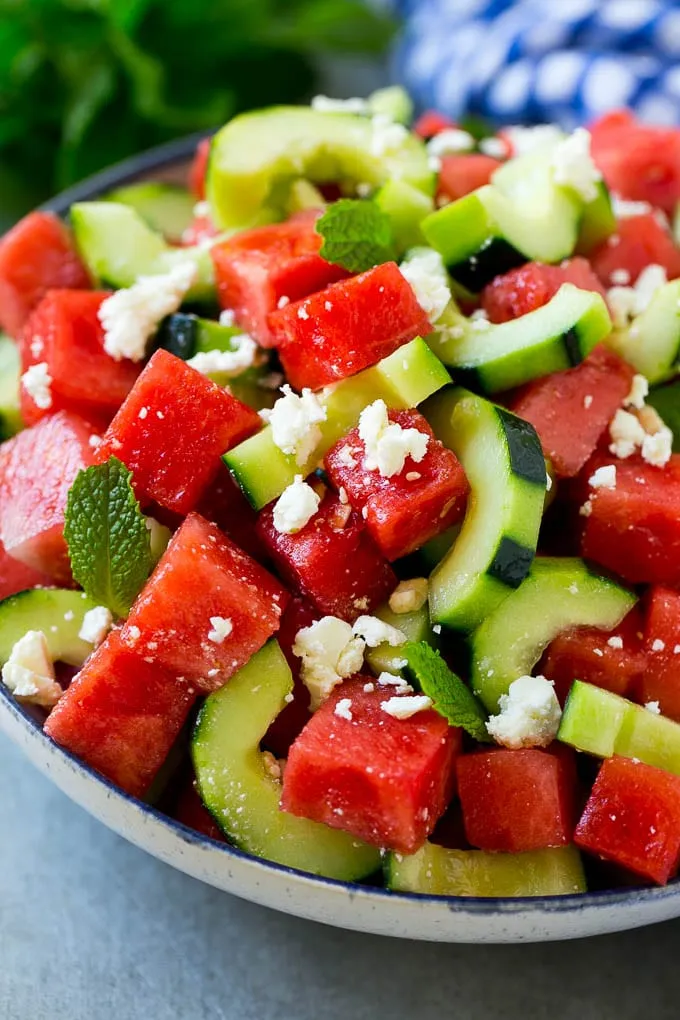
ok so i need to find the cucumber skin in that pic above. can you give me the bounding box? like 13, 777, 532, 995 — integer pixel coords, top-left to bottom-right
0, 588, 100, 667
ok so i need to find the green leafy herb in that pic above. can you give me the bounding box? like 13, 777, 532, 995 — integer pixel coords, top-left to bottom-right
317, 199, 396, 273
404, 641, 491, 742
64, 457, 153, 618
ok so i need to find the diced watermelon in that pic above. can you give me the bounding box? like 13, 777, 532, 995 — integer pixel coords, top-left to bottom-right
122, 512, 288, 691
590, 110, 680, 217
580, 454, 680, 586
638, 586, 680, 722
0, 537, 52, 600
281, 677, 461, 854
211, 211, 348, 346
172, 771, 226, 841
268, 262, 431, 391
44, 630, 194, 798
0, 212, 91, 338
413, 110, 456, 139
95, 349, 260, 515
590, 213, 680, 286
263, 595, 316, 758
457, 747, 577, 853
324, 408, 468, 560
197, 463, 268, 563
181, 214, 218, 247
574, 755, 680, 884
0, 411, 97, 583
509, 345, 635, 478
189, 137, 211, 200
256, 489, 396, 622
540, 607, 647, 704
437, 154, 502, 204
19, 290, 141, 426
482, 259, 606, 324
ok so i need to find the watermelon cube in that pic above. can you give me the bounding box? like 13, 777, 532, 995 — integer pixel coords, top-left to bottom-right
122, 513, 288, 691
437, 154, 501, 204
0, 212, 91, 338
413, 110, 456, 139
590, 214, 680, 287
256, 489, 396, 622
325, 408, 468, 560
457, 748, 577, 853
44, 630, 194, 798
281, 678, 461, 854
96, 349, 260, 515
481, 258, 606, 324
574, 756, 680, 884
211, 211, 348, 346
509, 345, 635, 478
263, 595, 316, 758
0, 537, 53, 600
197, 463, 269, 563
268, 262, 431, 391
0, 410, 97, 583
20, 290, 141, 426
189, 137, 211, 200
172, 771, 226, 842
639, 586, 680, 722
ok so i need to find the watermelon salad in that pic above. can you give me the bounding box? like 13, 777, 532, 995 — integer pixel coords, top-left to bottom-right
5, 90, 680, 900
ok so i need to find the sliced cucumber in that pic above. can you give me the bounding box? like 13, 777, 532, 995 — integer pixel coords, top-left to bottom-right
434, 284, 611, 394
423, 388, 545, 633
192, 640, 380, 880
647, 380, 680, 450
0, 333, 22, 439
559, 681, 680, 777
576, 181, 616, 253
375, 179, 433, 255
385, 842, 586, 897
607, 279, 680, 384
470, 558, 637, 712
104, 183, 195, 243
367, 85, 413, 126
70, 202, 216, 303
225, 337, 450, 510
207, 107, 433, 231
416, 525, 459, 572
0, 588, 101, 667
365, 600, 435, 678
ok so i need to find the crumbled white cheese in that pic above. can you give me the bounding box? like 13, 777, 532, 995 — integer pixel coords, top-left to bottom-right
624, 374, 649, 410
297, 306, 309, 320
486, 675, 562, 749
272, 475, 320, 534
645, 700, 661, 715
610, 268, 631, 286
219, 309, 236, 327
381, 694, 433, 720
311, 95, 369, 115
504, 124, 563, 156
358, 399, 429, 478
609, 409, 646, 458
208, 616, 233, 644
589, 464, 617, 489
426, 128, 475, 157
193, 200, 210, 218
389, 578, 429, 615
1, 630, 62, 708
579, 499, 593, 517
293, 616, 366, 710
479, 136, 507, 158
352, 615, 407, 648
377, 671, 412, 694
607, 635, 624, 650
336, 446, 357, 468
607, 263, 667, 328
334, 698, 353, 722
363, 681, 375, 693
99, 262, 197, 362
551, 127, 601, 203
611, 195, 653, 219
269, 384, 327, 466
399, 248, 451, 324
370, 114, 409, 157
21, 362, 52, 409
78, 606, 113, 647
642, 427, 673, 467
88, 434, 102, 449
187, 334, 259, 377
651, 639, 666, 652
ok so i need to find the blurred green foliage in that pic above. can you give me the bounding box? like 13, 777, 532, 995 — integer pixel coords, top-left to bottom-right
0, 0, 394, 220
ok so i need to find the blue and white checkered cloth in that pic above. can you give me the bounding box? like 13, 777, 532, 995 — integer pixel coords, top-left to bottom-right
386, 0, 680, 126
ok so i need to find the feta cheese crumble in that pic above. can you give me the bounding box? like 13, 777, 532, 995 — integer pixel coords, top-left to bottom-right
381, 694, 433, 720
219, 309, 236, 327
607, 635, 624, 650
479, 136, 507, 158
370, 114, 409, 158
426, 128, 474, 157
78, 606, 113, 647
358, 399, 429, 478
352, 615, 407, 648
311, 94, 369, 115
611, 195, 653, 219
293, 616, 366, 709
1, 630, 62, 708
399, 248, 451, 324
504, 124, 563, 157
486, 675, 562, 750
551, 127, 601, 203
624, 374, 649, 410
389, 577, 429, 615
589, 464, 617, 489
187, 334, 259, 377
607, 263, 667, 328
334, 698, 353, 722
207, 616, 233, 644
269, 384, 326, 466
609, 408, 673, 466
645, 700, 661, 715
610, 268, 631, 286
651, 639, 666, 652
272, 475, 320, 534
21, 362, 52, 409
99, 261, 197, 362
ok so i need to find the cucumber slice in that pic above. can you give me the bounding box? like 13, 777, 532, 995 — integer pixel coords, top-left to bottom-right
385, 842, 586, 897
225, 337, 451, 510
647, 380, 680, 450
367, 85, 413, 126
70, 202, 216, 303
105, 183, 195, 243
435, 284, 611, 394
0, 333, 22, 439
559, 681, 680, 777
470, 558, 637, 712
416, 525, 459, 572
364, 601, 435, 678
576, 181, 616, 253
192, 640, 380, 880
423, 388, 546, 633
607, 279, 680, 384
0, 588, 101, 667
207, 107, 433, 231
374, 179, 434, 255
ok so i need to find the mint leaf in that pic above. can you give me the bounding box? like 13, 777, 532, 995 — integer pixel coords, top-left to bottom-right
317, 199, 396, 273
404, 641, 491, 742
64, 457, 153, 618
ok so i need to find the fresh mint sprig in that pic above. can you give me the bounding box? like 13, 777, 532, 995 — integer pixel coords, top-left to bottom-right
404, 641, 491, 741
316, 198, 396, 273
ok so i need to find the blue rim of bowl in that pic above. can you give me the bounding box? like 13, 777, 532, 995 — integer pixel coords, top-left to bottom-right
2, 134, 671, 917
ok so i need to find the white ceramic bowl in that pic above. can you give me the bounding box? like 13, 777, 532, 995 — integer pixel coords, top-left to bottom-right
2, 140, 680, 943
